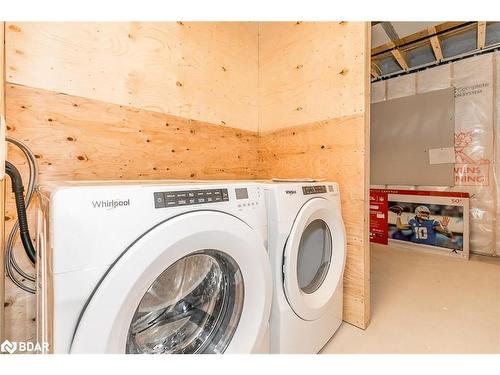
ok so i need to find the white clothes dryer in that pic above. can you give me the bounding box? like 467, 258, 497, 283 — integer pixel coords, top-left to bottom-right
263, 182, 346, 354
35, 180, 271, 354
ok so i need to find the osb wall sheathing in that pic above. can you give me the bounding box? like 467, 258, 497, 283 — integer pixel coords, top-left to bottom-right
2, 22, 371, 343
258, 22, 371, 328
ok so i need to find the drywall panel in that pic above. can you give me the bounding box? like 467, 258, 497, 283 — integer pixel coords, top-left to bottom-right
4, 83, 259, 342
259, 113, 370, 327
5, 22, 259, 132
259, 22, 366, 132
371, 88, 455, 186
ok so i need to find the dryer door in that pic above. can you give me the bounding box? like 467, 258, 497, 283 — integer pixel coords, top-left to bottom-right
283, 198, 346, 321
70, 211, 272, 354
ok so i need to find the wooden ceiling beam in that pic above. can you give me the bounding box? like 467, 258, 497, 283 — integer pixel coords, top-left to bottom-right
428, 26, 444, 61
372, 21, 469, 56
477, 21, 486, 49
388, 42, 409, 70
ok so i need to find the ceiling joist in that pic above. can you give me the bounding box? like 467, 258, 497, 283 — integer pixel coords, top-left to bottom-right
477, 21, 486, 49
388, 42, 409, 70
428, 26, 444, 61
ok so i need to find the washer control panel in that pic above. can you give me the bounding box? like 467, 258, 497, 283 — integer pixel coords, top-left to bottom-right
154, 188, 229, 208
302, 185, 327, 195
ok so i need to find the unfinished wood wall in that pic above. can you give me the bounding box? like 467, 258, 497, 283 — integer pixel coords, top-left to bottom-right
6, 22, 259, 132
2, 22, 260, 343
2, 22, 371, 343
259, 22, 371, 328
1, 21, 5, 342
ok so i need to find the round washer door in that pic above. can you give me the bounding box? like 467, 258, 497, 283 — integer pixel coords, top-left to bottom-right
283, 197, 346, 321
70, 211, 272, 354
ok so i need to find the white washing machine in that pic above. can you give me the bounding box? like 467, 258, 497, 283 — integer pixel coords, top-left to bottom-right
35, 180, 272, 354
263, 181, 346, 354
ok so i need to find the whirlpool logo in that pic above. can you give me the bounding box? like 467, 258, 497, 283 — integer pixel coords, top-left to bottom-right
285, 190, 297, 196
92, 199, 131, 210
1, 339, 49, 354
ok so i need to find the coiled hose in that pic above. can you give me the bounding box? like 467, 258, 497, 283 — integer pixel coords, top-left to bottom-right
5, 136, 39, 294
5, 161, 36, 264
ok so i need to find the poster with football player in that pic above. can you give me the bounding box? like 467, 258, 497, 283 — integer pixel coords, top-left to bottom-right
370, 189, 469, 259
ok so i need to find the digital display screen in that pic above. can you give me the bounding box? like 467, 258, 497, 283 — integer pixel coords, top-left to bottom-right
235, 188, 249, 200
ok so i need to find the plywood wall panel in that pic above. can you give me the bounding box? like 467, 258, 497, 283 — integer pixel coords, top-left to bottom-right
259, 22, 367, 132
6, 84, 259, 181
3, 83, 260, 341
1, 21, 5, 342
259, 113, 370, 327
258, 22, 370, 328
5, 22, 259, 132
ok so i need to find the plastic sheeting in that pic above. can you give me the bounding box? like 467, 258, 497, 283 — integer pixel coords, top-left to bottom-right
371, 53, 499, 256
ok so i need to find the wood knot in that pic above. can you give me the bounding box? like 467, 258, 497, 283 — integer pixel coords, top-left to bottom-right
339, 68, 348, 76
176, 81, 183, 87
296, 64, 303, 70
8, 24, 21, 32
221, 66, 227, 72
296, 106, 303, 111
77, 155, 87, 161
66, 136, 75, 142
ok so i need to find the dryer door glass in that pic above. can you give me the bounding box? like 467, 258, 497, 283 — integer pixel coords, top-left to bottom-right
126, 250, 244, 354
296, 219, 332, 294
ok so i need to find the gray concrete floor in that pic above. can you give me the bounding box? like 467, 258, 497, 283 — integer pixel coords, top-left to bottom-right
322, 244, 500, 353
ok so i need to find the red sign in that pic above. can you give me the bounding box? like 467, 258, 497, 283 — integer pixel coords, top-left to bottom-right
369, 190, 388, 244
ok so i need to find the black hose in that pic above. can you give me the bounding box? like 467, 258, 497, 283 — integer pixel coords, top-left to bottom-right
5, 161, 36, 264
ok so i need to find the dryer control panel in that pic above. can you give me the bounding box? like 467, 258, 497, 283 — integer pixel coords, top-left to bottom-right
154, 188, 229, 208
302, 185, 327, 195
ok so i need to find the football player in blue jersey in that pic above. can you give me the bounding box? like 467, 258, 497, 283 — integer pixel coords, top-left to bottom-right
395, 205, 452, 246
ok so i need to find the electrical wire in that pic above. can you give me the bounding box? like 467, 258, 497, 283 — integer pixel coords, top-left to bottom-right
5, 136, 38, 294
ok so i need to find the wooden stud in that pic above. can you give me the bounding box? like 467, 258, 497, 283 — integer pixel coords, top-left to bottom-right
428, 26, 444, 61
477, 21, 487, 50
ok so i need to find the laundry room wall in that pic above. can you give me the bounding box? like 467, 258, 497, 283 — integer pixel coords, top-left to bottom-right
1, 21, 6, 342
2, 22, 261, 343
258, 22, 371, 329
1, 21, 372, 342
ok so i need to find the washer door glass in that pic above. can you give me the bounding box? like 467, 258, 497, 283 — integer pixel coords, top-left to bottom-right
126, 250, 244, 354
296, 219, 332, 294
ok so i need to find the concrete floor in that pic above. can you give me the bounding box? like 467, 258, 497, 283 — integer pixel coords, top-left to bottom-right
322, 244, 500, 353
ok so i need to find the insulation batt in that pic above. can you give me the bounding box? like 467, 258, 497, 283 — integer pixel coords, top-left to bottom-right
371, 53, 498, 255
